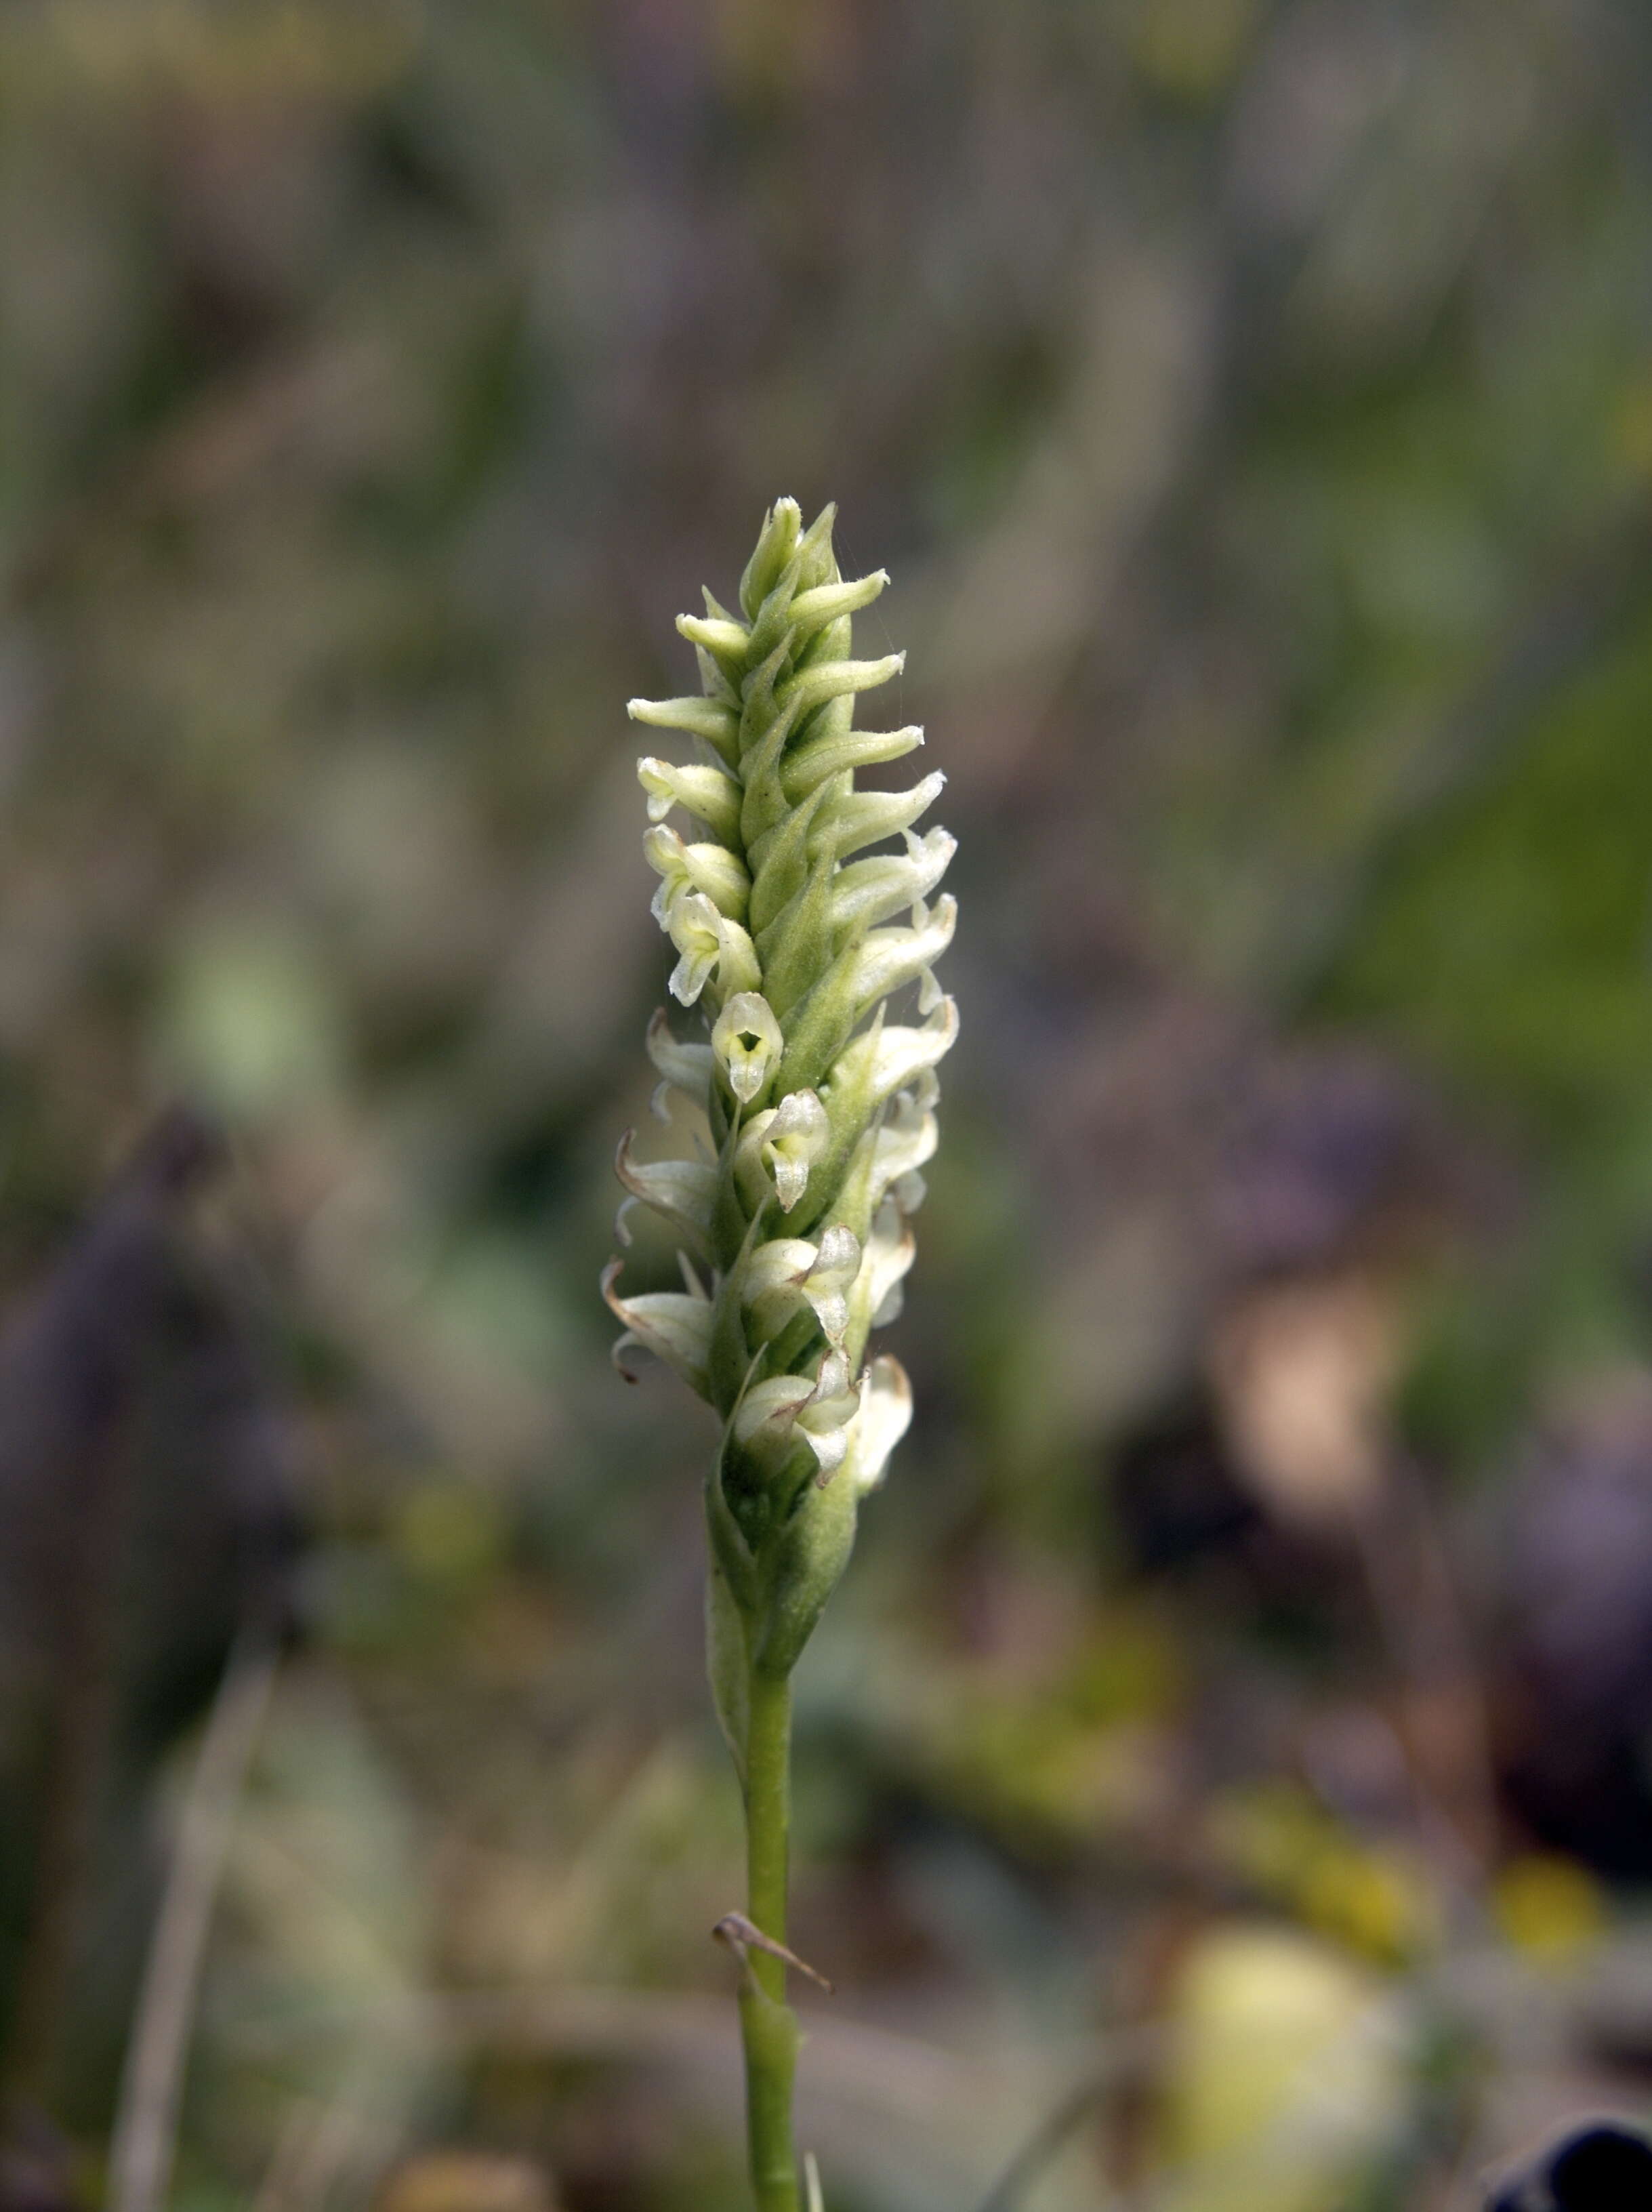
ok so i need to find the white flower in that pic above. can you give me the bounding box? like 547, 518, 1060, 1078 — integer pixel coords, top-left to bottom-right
824, 992, 958, 1119
743, 1224, 863, 1345
737, 1088, 830, 1212
829, 827, 957, 936
644, 823, 750, 924
664, 891, 760, 1008
843, 894, 957, 1023
735, 1350, 861, 1478
712, 991, 783, 1105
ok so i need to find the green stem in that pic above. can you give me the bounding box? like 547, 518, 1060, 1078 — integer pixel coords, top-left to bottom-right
739, 1663, 801, 2212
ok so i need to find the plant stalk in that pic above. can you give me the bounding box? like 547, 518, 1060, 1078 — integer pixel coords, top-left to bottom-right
739, 1662, 801, 2212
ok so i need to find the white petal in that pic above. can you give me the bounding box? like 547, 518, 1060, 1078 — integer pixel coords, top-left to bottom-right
646, 1008, 714, 1109
712, 990, 783, 1104
737, 1088, 831, 1213
736, 1374, 817, 1437
838, 1355, 913, 1496
827, 993, 957, 1113
644, 824, 749, 921
829, 826, 956, 937
601, 1259, 713, 1394
628, 694, 741, 767
744, 1239, 819, 1303
813, 771, 947, 863
802, 1224, 862, 1341
796, 1349, 862, 1476
846, 895, 957, 1020
772, 1145, 810, 1211
849, 1199, 916, 1343
732, 1348, 860, 1475
614, 1130, 715, 1248
666, 893, 724, 1006
871, 1100, 938, 1212
636, 755, 742, 842
665, 892, 760, 1007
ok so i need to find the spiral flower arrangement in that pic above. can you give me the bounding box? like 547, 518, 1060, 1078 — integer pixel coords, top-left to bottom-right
605, 497, 956, 2209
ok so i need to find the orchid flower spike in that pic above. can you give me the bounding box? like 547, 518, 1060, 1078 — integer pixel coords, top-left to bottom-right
606, 498, 957, 1689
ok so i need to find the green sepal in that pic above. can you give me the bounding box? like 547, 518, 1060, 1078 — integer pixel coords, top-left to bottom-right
777, 652, 905, 724
791, 607, 852, 680
739, 687, 804, 848
793, 500, 839, 590
771, 924, 871, 1098
802, 1093, 881, 1243
705, 1543, 753, 1783
707, 1417, 759, 1583
707, 1238, 765, 1406
779, 1010, 897, 1240
762, 1306, 825, 1379
756, 852, 838, 1021
709, 1195, 766, 1397
755, 1463, 861, 1679
789, 571, 888, 642
739, 500, 802, 622
747, 778, 837, 939
748, 563, 807, 670
709, 1290, 755, 1414
793, 688, 854, 777
781, 722, 924, 805
678, 605, 751, 690
707, 1071, 732, 1151
628, 693, 742, 767
814, 772, 946, 863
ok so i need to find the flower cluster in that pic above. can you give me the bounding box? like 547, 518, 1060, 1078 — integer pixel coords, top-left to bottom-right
605, 498, 957, 1687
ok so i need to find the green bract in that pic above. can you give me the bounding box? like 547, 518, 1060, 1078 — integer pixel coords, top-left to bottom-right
606, 497, 957, 1719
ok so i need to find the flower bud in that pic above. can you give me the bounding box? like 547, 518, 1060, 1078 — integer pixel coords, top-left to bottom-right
636, 756, 742, 843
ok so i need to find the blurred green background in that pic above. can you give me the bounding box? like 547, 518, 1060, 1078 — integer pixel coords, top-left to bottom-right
4, 2, 1652, 2207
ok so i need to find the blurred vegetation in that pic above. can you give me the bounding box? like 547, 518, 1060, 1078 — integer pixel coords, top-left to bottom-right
3, 2, 1652, 2207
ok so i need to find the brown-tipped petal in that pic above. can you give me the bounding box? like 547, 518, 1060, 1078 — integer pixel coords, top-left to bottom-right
615, 1129, 716, 1250
837, 1355, 913, 1495
601, 1258, 714, 1395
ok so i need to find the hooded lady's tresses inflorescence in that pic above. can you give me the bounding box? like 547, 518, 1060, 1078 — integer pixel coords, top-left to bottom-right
605, 497, 957, 1707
